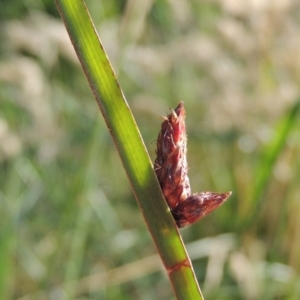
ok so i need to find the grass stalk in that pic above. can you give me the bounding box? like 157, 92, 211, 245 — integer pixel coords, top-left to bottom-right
54, 0, 204, 298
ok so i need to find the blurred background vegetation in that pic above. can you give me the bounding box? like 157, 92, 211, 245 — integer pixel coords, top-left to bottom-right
1, 0, 300, 299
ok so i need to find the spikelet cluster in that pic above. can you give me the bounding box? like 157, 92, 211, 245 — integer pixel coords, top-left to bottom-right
155, 102, 231, 227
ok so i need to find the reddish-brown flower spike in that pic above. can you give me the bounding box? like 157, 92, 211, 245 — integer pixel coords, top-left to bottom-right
155, 102, 231, 227
174, 192, 232, 228
154, 102, 190, 210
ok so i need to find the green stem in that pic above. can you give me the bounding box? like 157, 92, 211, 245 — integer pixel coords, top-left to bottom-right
54, 0, 204, 299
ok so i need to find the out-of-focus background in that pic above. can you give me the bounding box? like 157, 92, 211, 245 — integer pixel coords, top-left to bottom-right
1, 1, 300, 299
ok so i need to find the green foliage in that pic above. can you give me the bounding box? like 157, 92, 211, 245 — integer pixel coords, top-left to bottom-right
1, 1, 300, 299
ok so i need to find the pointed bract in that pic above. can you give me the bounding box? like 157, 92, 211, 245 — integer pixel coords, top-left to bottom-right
174, 192, 232, 227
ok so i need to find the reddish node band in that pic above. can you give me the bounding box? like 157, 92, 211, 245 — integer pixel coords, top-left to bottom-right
166, 258, 191, 275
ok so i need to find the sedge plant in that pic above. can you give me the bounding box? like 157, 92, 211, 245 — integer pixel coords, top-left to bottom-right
53, 0, 227, 299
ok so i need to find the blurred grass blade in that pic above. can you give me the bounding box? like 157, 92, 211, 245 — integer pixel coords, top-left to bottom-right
243, 100, 300, 229
0, 225, 15, 300
54, 0, 203, 299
